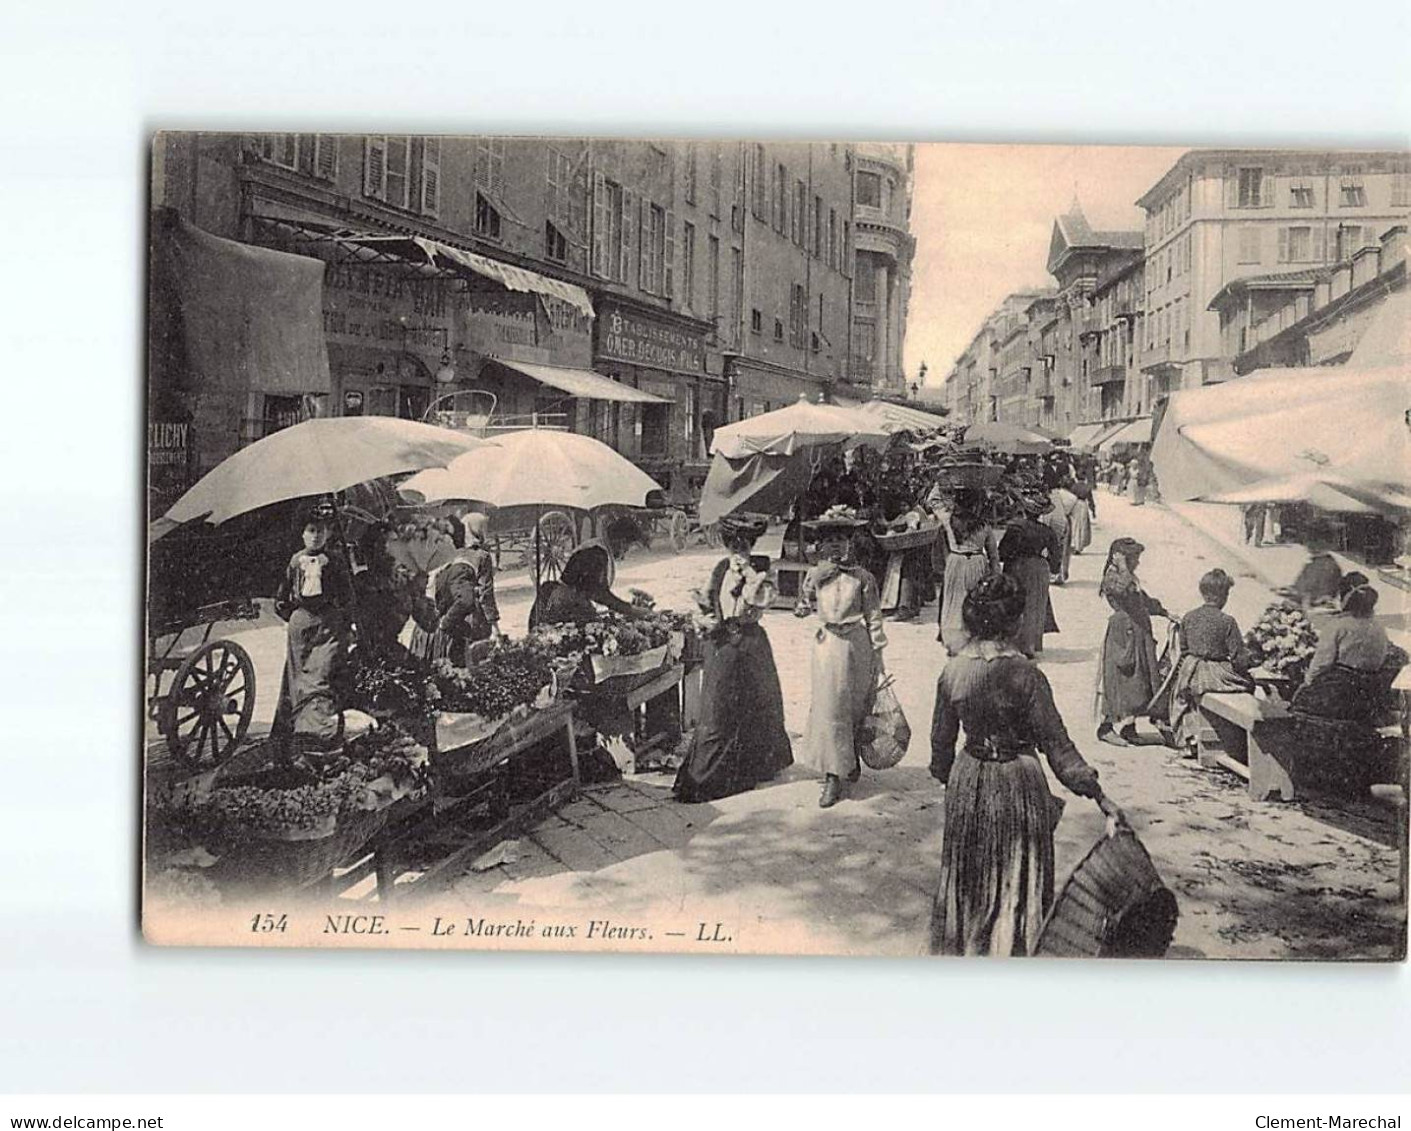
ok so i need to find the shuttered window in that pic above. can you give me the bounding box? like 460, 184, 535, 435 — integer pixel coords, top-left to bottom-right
475, 138, 506, 198
419, 137, 440, 216
364, 135, 387, 199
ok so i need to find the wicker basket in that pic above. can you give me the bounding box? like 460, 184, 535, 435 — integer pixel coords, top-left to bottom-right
1036, 827, 1178, 959
874, 526, 940, 552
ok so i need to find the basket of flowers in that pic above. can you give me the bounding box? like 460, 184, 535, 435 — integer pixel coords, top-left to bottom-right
425, 640, 555, 754
1244, 599, 1320, 693
150, 724, 431, 888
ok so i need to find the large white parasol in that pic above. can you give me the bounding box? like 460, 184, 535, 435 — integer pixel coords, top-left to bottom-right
158, 416, 491, 529
400, 428, 662, 510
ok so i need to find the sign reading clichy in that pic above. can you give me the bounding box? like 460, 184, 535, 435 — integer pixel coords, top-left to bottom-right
597, 302, 705, 374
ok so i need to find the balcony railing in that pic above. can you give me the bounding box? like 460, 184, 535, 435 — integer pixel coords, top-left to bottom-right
1093, 365, 1127, 386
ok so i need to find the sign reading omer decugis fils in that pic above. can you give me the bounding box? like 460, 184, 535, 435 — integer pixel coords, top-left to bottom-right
597, 302, 705, 374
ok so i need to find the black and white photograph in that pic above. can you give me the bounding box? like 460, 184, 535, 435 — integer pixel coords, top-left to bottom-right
140, 134, 1410, 961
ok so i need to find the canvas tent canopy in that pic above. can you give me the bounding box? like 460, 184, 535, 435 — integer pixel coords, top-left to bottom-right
856, 399, 951, 434
1150, 364, 1411, 512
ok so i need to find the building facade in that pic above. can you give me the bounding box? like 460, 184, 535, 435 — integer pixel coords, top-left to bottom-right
150, 133, 915, 497
1211, 224, 1407, 374
1137, 149, 1411, 393
941, 150, 1410, 436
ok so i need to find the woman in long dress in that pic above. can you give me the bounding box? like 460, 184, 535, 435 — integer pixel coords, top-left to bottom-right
1042, 483, 1077, 584
998, 496, 1061, 658
272, 505, 355, 750
796, 517, 888, 809
1292, 578, 1400, 722
1067, 475, 1093, 555
1149, 568, 1253, 755
939, 510, 992, 657
674, 516, 793, 802
929, 572, 1124, 956
1096, 537, 1173, 745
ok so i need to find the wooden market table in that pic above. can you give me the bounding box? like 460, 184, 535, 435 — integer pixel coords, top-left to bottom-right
326, 700, 580, 903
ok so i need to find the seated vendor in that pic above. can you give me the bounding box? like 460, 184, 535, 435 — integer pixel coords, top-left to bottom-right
1291, 576, 1402, 722
529, 542, 648, 629
1155, 568, 1253, 755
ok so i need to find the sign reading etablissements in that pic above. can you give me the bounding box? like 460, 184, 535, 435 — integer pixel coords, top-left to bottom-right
597, 301, 706, 374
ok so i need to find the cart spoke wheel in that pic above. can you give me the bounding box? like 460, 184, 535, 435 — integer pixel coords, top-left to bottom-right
160, 639, 256, 774
668, 509, 688, 554
537, 510, 578, 584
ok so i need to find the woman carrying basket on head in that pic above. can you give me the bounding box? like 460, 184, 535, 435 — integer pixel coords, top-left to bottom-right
929, 572, 1125, 956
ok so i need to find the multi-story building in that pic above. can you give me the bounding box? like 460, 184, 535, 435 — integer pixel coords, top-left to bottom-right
1045, 203, 1144, 434
941, 289, 1051, 426
1137, 149, 1411, 394
848, 143, 915, 397
1210, 224, 1407, 374
149, 133, 914, 500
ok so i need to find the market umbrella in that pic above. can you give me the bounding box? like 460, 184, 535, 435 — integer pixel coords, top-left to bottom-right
399, 428, 664, 588
960, 420, 1053, 455
159, 416, 490, 529
400, 428, 662, 511
700, 397, 891, 525
856, 399, 951, 435
710, 396, 891, 458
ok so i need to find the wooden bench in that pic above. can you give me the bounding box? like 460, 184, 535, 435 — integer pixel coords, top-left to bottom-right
1197, 692, 1300, 801
1198, 692, 1403, 803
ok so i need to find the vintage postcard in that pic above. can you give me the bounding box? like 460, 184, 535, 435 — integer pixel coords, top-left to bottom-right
143, 134, 1409, 959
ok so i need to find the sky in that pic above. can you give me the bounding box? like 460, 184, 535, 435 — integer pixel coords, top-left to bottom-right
904, 144, 1187, 388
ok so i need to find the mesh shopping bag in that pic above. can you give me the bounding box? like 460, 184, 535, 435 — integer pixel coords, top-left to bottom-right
856, 675, 911, 769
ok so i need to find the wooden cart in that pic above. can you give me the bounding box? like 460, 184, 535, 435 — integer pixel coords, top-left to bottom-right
147, 597, 260, 773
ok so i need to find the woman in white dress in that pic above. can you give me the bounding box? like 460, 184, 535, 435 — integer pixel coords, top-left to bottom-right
795, 516, 888, 808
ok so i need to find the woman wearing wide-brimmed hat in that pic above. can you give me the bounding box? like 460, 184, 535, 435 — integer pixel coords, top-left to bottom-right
1095, 536, 1173, 745
673, 515, 793, 803
929, 572, 1124, 956
997, 493, 1062, 658
795, 513, 888, 808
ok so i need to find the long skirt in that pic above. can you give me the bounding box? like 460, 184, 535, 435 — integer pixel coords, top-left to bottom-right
1008, 555, 1057, 656
1291, 663, 1389, 722
1096, 610, 1160, 725
799, 621, 877, 777
1042, 513, 1072, 582
1151, 654, 1252, 746
674, 624, 793, 802
1069, 502, 1092, 554
1132, 480, 1148, 506
939, 551, 990, 656
272, 606, 348, 748
930, 749, 1058, 956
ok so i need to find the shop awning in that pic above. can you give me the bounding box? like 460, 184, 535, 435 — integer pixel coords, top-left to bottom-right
493, 359, 669, 404
1066, 422, 1106, 449
1097, 416, 1153, 451
248, 212, 593, 318
415, 237, 594, 319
